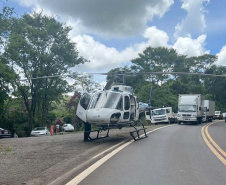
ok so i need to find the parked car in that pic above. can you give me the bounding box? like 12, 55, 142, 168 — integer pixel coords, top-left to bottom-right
0, 128, 5, 134
0, 128, 12, 138
30, 127, 50, 136
214, 111, 223, 120
62, 124, 74, 132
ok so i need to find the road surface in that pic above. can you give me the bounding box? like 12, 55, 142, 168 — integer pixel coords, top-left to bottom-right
70, 121, 226, 185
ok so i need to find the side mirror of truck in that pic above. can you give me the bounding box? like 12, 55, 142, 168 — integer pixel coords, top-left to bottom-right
199, 107, 201, 111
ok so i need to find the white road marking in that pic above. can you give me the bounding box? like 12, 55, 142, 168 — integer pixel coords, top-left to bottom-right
66, 125, 173, 185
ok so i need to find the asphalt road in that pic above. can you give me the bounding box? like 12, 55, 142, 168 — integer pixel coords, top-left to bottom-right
77, 121, 226, 185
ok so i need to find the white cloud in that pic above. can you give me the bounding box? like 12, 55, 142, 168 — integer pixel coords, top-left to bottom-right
174, 0, 209, 38
73, 35, 127, 71
15, 1, 214, 75
173, 34, 209, 56
215, 46, 226, 66
143, 26, 169, 47
73, 28, 210, 73
72, 26, 170, 71
17, 0, 174, 38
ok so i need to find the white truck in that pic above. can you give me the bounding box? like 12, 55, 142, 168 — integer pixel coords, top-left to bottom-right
177, 94, 204, 125
149, 107, 177, 124
202, 100, 215, 122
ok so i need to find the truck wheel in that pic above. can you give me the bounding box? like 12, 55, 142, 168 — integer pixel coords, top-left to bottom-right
178, 121, 181, 125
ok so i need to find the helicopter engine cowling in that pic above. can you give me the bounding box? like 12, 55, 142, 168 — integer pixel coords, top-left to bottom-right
86, 108, 122, 125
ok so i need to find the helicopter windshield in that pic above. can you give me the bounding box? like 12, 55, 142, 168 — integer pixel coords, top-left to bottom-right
90, 92, 122, 109
89, 92, 102, 109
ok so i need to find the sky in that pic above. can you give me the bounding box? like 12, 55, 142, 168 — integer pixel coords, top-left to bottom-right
2, 0, 226, 83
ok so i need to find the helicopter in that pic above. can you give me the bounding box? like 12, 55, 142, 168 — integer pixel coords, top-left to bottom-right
76, 72, 154, 141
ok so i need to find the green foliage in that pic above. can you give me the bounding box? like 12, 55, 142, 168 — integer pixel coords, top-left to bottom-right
3, 12, 87, 131
72, 74, 101, 93
0, 2, 17, 126
109, 47, 226, 113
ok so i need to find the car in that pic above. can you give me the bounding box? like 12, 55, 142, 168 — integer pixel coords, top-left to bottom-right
214, 111, 223, 120
222, 112, 226, 118
30, 127, 50, 136
0, 128, 5, 134
62, 124, 74, 132
0, 128, 12, 138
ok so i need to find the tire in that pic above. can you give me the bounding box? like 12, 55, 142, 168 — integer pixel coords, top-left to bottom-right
178, 121, 181, 125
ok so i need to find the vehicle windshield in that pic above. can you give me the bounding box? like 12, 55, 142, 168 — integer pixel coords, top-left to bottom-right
178, 105, 197, 112
91, 92, 122, 109
215, 111, 220, 114
153, 109, 166, 116
89, 92, 102, 109
33, 127, 45, 131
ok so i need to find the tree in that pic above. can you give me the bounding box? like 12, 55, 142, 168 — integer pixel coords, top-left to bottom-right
131, 47, 187, 85
204, 65, 226, 110
108, 47, 225, 112
0, 2, 17, 127
4, 12, 86, 131
73, 74, 101, 93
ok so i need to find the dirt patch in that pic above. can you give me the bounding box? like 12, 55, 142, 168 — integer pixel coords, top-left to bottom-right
0, 125, 163, 185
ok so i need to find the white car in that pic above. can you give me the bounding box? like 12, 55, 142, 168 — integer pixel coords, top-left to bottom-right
0, 128, 5, 134
63, 124, 74, 132
222, 112, 226, 118
30, 127, 50, 136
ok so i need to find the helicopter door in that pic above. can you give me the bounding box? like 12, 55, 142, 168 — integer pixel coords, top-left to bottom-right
76, 93, 91, 122
123, 95, 130, 121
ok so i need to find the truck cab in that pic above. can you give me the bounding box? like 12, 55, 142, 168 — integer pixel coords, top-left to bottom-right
151, 107, 177, 124
214, 111, 223, 120
177, 94, 204, 125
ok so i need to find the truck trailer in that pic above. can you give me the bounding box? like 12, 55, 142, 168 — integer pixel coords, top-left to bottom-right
177, 94, 204, 125
202, 100, 215, 122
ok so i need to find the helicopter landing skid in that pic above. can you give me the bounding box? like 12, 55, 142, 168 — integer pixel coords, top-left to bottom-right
84, 128, 110, 141
129, 121, 148, 141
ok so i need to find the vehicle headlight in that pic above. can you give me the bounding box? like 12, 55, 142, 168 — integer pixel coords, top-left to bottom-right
110, 113, 121, 124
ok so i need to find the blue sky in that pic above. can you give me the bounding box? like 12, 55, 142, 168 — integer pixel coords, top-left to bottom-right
2, 0, 226, 83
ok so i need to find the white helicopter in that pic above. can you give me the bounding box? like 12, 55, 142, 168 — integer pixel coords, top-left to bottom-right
76, 72, 153, 141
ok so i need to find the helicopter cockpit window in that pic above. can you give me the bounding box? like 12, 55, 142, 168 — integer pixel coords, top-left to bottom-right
94, 92, 122, 109
124, 96, 130, 110
89, 92, 101, 109
80, 93, 91, 110
116, 97, 122, 110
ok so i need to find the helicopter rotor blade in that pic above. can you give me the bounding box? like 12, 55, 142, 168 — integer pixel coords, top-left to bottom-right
18, 71, 226, 81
